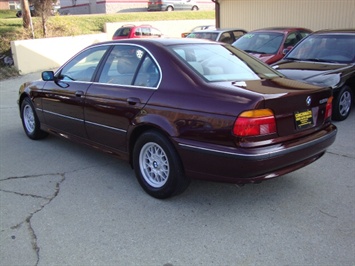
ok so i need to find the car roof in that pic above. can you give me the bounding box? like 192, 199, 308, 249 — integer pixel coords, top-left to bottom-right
311, 29, 355, 35
248, 27, 312, 33
104, 38, 217, 46
190, 28, 247, 34
120, 24, 156, 29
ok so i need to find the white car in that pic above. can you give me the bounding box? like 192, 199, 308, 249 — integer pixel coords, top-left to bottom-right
148, 0, 199, 11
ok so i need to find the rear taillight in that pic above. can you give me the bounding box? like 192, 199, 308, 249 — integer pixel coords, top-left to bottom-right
325, 96, 333, 120
233, 109, 276, 137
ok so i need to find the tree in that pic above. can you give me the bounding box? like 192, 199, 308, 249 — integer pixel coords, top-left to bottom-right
33, 0, 54, 37
20, 0, 32, 29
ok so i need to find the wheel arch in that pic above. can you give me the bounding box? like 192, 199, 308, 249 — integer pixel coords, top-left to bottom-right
128, 115, 180, 166
336, 76, 355, 103
345, 75, 355, 96
166, 5, 174, 11
18, 92, 31, 112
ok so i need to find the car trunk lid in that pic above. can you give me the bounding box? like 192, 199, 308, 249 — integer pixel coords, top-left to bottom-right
225, 77, 333, 138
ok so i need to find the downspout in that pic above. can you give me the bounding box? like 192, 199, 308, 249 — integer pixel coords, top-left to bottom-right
211, 0, 220, 28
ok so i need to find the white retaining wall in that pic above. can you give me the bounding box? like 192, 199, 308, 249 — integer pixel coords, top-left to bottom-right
11, 19, 214, 75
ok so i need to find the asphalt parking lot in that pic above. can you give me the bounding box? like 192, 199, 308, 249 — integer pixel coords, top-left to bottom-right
1, 72, 354, 266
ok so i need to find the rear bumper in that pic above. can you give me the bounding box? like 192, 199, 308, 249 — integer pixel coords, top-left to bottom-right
176, 124, 337, 183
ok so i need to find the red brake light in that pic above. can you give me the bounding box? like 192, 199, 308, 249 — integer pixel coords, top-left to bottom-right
325, 96, 333, 120
233, 109, 276, 137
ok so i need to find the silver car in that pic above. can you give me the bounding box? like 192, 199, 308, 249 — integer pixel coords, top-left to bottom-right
147, 0, 199, 11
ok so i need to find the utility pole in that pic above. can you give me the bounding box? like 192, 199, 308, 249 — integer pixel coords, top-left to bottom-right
21, 0, 31, 28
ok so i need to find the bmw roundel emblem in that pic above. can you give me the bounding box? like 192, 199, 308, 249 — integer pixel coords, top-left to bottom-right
306, 96, 312, 106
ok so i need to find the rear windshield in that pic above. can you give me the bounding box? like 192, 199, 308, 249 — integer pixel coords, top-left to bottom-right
170, 43, 281, 82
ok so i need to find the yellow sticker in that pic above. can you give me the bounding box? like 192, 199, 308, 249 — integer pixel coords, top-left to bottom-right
295, 110, 313, 129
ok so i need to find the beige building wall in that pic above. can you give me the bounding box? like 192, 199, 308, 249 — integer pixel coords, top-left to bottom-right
218, 0, 355, 31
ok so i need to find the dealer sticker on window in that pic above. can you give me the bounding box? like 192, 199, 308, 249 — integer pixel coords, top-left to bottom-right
295, 109, 314, 129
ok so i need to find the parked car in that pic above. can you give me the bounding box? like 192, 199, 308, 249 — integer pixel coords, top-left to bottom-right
112, 24, 162, 40
16, 4, 60, 17
16, 5, 36, 17
272, 29, 355, 121
186, 28, 247, 44
181, 25, 215, 38
18, 38, 337, 198
232, 27, 312, 64
148, 0, 199, 11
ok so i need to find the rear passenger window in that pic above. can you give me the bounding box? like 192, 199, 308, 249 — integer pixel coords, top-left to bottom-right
135, 56, 160, 87
98, 45, 160, 87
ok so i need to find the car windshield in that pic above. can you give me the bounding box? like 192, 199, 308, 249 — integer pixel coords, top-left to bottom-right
233, 32, 284, 54
186, 32, 219, 41
170, 43, 281, 82
285, 34, 355, 64
113, 27, 132, 37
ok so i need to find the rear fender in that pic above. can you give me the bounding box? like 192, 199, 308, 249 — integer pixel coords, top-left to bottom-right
127, 112, 179, 164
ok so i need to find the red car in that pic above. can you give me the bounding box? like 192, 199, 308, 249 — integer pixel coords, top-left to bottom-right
18, 38, 336, 198
232, 27, 312, 64
112, 24, 162, 40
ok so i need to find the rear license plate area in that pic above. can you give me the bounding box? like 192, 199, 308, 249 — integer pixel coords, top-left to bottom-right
295, 109, 314, 129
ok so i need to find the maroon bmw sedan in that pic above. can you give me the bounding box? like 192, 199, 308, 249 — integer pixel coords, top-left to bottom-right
18, 38, 337, 198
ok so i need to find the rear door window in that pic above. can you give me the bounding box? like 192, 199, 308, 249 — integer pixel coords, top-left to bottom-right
98, 45, 161, 87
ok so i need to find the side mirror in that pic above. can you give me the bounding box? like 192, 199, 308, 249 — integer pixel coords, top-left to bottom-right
42, 71, 54, 81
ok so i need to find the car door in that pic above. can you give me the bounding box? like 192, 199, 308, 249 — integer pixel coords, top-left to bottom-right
174, 0, 184, 10
84, 44, 160, 151
41, 45, 110, 138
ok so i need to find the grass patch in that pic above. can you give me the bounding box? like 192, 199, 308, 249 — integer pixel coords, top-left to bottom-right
0, 65, 19, 79
0, 10, 214, 43
0, 10, 18, 19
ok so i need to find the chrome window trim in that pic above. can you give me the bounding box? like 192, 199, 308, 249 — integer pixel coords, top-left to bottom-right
91, 81, 158, 90
59, 80, 93, 84
55, 43, 162, 89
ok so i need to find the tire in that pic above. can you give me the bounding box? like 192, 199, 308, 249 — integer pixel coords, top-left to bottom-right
332, 86, 353, 121
20, 98, 48, 140
133, 131, 190, 199
191, 6, 199, 11
166, 6, 174, 11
